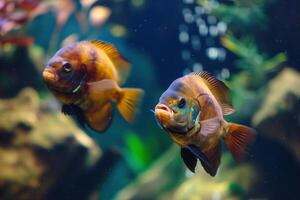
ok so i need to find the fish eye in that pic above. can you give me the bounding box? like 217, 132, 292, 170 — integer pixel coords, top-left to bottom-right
62, 62, 72, 73
178, 98, 186, 108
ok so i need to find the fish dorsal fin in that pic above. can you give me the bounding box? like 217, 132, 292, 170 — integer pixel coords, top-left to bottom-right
192, 71, 235, 115
90, 40, 130, 85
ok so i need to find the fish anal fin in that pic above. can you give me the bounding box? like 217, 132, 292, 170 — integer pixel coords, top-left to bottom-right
186, 144, 218, 176
62, 104, 75, 116
181, 148, 197, 173
192, 71, 235, 115
62, 104, 85, 127
224, 123, 257, 160
84, 103, 114, 132
89, 40, 130, 85
117, 88, 144, 123
200, 141, 221, 177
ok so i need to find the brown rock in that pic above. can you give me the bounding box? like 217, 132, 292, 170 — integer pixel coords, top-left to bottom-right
0, 87, 120, 200
252, 68, 300, 162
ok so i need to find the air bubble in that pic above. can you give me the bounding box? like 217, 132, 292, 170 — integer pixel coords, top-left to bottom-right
199, 24, 208, 35
182, 8, 191, 15
221, 68, 230, 79
207, 15, 217, 24
183, 0, 194, 4
217, 22, 227, 34
184, 12, 194, 23
195, 17, 205, 26
181, 50, 191, 60
193, 63, 203, 72
179, 31, 189, 43
183, 68, 192, 75
191, 35, 201, 50
195, 6, 205, 15
217, 48, 226, 61
206, 47, 218, 60
209, 25, 218, 37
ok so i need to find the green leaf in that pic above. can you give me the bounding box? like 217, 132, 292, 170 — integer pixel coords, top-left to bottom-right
124, 131, 152, 172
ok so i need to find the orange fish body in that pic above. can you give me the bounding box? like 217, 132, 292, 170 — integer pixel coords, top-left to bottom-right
155, 72, 256, 176
43, 40, 144, 132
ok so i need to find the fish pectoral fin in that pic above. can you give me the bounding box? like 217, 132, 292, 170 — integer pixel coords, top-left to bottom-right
192, 71, 235, 115
181, 148, 197, 173
186, 144, 215, 175
224, 123, 257, 160
220, 103, 235, 115
89, 40, 130, 85
84, 103, 114, 133
199, 141, 221, 177
199, 117, 220, 136
87, 79, 118, 100
117, 88, 144, 123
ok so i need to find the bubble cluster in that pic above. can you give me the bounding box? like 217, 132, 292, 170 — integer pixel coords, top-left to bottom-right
179, 0, 230, 79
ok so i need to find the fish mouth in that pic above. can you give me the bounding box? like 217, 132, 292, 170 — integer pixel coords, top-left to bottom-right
155, 104, 179, 131
155, 104, 189, 134
43, 68, 57, 82
154, 104, 174, 130
155, 104, 174, 118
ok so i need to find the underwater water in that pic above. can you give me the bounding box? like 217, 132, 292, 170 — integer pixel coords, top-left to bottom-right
0, 0, 300, 199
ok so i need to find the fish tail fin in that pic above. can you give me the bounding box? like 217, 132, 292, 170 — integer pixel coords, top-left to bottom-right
117, 88, 144, 123
224, 123, 256, 160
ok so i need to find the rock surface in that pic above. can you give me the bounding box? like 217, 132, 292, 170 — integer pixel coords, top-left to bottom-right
252, 68, 300, 162
0, 87, 120, 200
114, 145, 258, 200
172, 162, 257, 200
114, 145, 185, 200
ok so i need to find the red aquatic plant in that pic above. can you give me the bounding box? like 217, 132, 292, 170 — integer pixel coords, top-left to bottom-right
0, 0, 43, 46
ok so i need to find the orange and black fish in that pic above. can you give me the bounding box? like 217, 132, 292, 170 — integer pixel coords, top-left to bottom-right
43, 40, 144, 132
154, 71, 256, 176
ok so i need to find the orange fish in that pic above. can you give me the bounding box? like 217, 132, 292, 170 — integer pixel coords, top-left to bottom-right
43, 40, 144, 132
154, 72, 256, 176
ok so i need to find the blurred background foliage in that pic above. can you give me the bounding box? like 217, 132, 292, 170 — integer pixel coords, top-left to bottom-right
0, 0, 300, 199
198, 0, 288, 122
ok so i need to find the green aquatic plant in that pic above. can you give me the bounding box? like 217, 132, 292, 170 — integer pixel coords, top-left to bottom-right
198, 0, 273, 33
228, 181, 246, 198
198, 0, 286, 121
222, 34, 287, 89
221, 34, 287, 121
124, 131, 156, 172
